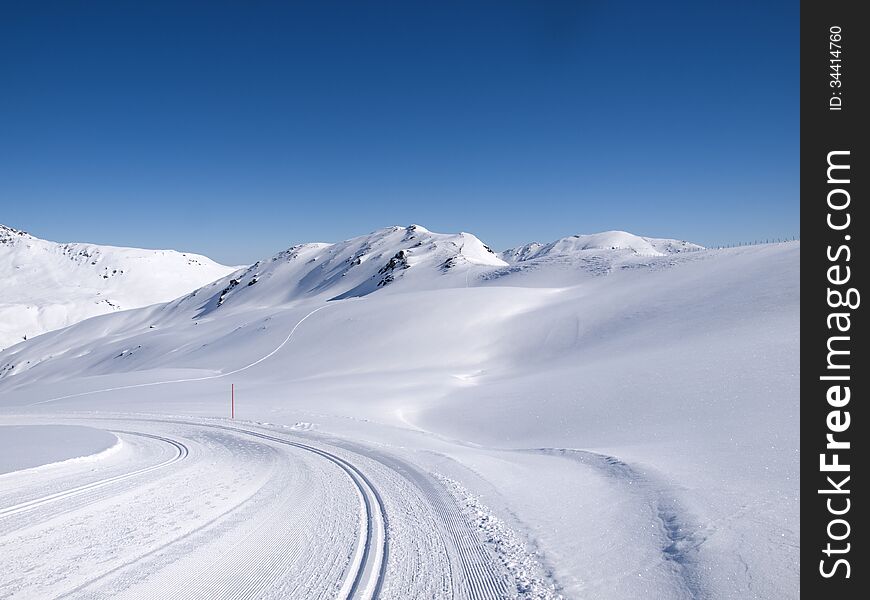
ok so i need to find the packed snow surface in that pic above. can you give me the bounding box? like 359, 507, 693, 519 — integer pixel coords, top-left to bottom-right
0, 224, 237, 350
0, 225, 798, 599
0, 424, 118, 474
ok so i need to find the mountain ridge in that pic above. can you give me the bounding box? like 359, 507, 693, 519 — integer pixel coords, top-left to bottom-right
0, 223, 237, 350
0, 222, 703, 351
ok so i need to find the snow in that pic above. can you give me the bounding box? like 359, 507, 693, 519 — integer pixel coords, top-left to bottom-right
0, 224, 237, 350
0, 424, 119, 474
500, 230, 701, 263
436, 473, 561, 599
0, 224, 798, 599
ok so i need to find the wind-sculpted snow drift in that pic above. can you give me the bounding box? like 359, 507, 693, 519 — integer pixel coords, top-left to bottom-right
0, 225, 798, 599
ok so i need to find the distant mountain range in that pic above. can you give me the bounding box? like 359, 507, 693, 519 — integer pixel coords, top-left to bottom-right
0, 224, 237, 350
0, 223, 702, 351
0, 222, 709, 386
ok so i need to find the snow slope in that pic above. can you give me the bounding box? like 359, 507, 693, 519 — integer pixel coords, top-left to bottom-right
0, 224, 237, 350
0, 424, 118, 474
0, 225, 798, 599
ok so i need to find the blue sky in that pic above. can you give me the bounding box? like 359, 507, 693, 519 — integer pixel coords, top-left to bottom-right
0, 1, 798, 265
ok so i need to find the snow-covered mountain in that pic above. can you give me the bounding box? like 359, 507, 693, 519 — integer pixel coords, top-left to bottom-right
180, 224, 508, 315
0, 224, 709, 382
501, 230, 704, 262
0, 224, 237, 350
99, 226, 702, 322
0, 224, 798, 599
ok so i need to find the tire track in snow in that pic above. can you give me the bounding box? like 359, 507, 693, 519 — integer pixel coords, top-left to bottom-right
27, 303, 336, 407
0, 431, 188, 520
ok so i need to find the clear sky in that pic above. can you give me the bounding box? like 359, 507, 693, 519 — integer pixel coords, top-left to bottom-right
1, 1, 798, 265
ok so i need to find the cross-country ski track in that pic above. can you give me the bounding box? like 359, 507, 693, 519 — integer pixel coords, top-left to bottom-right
1, 302, 520, 599
0, 416, 518, 599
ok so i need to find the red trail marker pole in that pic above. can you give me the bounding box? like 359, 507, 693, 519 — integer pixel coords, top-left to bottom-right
231, 383, 234, 419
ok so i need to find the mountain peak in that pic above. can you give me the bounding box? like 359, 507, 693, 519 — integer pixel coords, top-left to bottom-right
184, 225, 510, 313
0, 224, 32, 244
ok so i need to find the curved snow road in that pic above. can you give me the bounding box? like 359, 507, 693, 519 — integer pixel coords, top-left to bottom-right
0, 431, 188, 521
0, 417, 513, 599
5, 298, 531, 598
192, 421, 388, 600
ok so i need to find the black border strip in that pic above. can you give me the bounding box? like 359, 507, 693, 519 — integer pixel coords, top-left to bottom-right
802, 0, 867, 594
